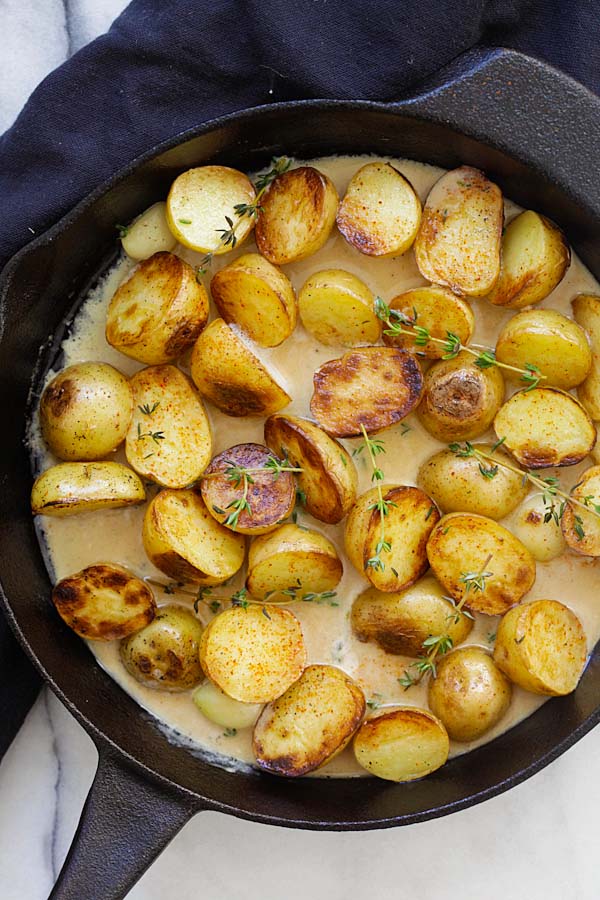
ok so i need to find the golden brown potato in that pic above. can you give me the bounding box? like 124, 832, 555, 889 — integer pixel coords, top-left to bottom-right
166, 165, 256, 253
264, 414, 357, 524
199, 604, 306, 703
382, 286, 475, 360
414, 166, 503, 297
494, 599, 587, 695
190, 318, 291, 417
417, 443, 529, 520
344, 485, 440, 593
246, 523, 342, 601
353, 707, 449, 782
509, 494, 566, 562
255, 165, 339, 265
417, 351, 505, 442
495, 309, 591, 389
494, 387, 596, 469
486, 211, 570, 308
200, 443, 295, 534
428, 647, 512, 742
106, 252, 209, 364
120, 605, 204, 691
426, 513, 536, 615
336, 162, 422, 257
40, 362, 133, 461
125, 365, 212, 489
253, 665, 365, 776
310, 347, 423, 437
561, 465, 600, 556
297, 269, 381, 347
52, 563, 156, 641
142, 489, 245, 584
572, 293, 600, 419
120, 201, 177, 260
31, 462, 145, 517
192, 681, 262, 730
351, 575, 473, 657
210, 253, 296, 347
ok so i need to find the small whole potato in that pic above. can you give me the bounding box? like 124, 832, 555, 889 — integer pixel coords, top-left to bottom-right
382, 286, 475, 360
40, 362, 133, 461
509, 493, 566, 562
561, 465, 600, 556
428, 647, 512, 742
192, 680, 262, 730
120, 201, 177, 260
298, 269, 381, 347
353, 707, 449, 782
120, 605, 204, 691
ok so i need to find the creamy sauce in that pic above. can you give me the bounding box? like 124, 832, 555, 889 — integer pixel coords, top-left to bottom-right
31, 155, 600, 777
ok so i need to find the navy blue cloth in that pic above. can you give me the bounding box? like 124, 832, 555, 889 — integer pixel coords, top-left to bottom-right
1, 0, 599, 755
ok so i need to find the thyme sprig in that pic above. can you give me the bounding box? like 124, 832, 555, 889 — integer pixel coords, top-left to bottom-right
202, 456, 303, 529
263, 580, 339, 606
354, 424, 396, 572
136, 422, 166, 444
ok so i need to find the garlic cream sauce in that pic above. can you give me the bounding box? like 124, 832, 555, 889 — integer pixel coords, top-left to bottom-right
31, 155, 600, 777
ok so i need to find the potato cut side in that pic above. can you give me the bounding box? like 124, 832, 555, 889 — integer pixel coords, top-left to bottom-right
344, 485, 440, 593
486, 211, 570, 309
494, 387, 596, 469
493, 599, 587, 695
120, 605, 204, 691
509, 493, 566, 562
31, 462, 145, 517
415, 166, 503, 297
190, 318, 291, 417
298, 269, 381, 347
264, 414, 357, 524
106, 252, 209, 364
255, 166, 339, 265
561, 465, 600, 556
121, 201, 177, 261
142, 489, 245, 584
166, 165, 256, 253
210, 253, 296, 347
192, 681, 262, 730
199, 604, 306, 703
427, 513, 536, 615
336, 162, 422, 257
310, 347, 423, 437
53, 563, 156, 641
200, 443, 295, 535
572, 293, 600, 419
253, 665, 365, 776
353, 707, 449, 782
382, 286, 475, 359
126, 365, 212, 489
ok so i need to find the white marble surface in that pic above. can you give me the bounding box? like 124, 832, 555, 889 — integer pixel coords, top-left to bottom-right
2, 3, 600, 899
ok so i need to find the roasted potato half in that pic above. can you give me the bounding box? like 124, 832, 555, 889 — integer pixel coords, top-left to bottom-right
486, 211, 570, 308
253, 665, 365, 776
353, 707, 449, 782
428, 647, 512, 742
106, 252, 209, 364
120, 201, 177, 260
53, 563, 156, 641
264, 414, 357, 524
351, 575, 473, 657
415, 166, 503, 297
192, 681, 262, 730
31, 462, 145, 517
298, 269, 381, 347
246, 523, 342, 601
310, 347, 423, 437
200, 443, 295, 534
199, 604, 306, 703
572, 293, 600, 419
336, 162, 422, 257
493, 387, 596, 468
40, 362, 133, 461
561, 465, 600, 556
142, 489, 245, 584
125, 365, 212, 488
120, 605, 204, 691
190, 318, 291, 417
417, 351, 505, 443
427, 513, 536, 615
344, 485, 440, 593
255, 166, 339, 265
382, 286, 475, 359
509, 493, 566, 562
210, 253, 296, 347
493, 599, 587, 695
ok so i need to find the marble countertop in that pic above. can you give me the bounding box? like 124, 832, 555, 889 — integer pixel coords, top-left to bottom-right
2, 3, 600, 898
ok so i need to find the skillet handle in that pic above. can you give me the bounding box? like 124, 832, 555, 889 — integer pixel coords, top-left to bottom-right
48, 745, 201, 900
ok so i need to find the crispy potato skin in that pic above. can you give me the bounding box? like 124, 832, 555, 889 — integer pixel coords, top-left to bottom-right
31, 462, 145, 516
509, 494, 566, 562
494, 387, 596, 468
353, 707, 449, 782
192, 681, 262, 729
383, 286, 475, 359
200, 443, 295, 534
264, 414, 357, 524
253, 665, 365, 776
493, 599, 587, 695
426, 513, 536, 615
53, 563, 156, 641
121, 201, 176, 260
298, 269, 381, 347
572, 293, 600, 419
120, 605, 204, 691
310, 347, 423, 438
561, 465, 600, 556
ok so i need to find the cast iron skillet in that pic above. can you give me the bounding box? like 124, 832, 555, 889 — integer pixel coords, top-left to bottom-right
2, 47, 600, 900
